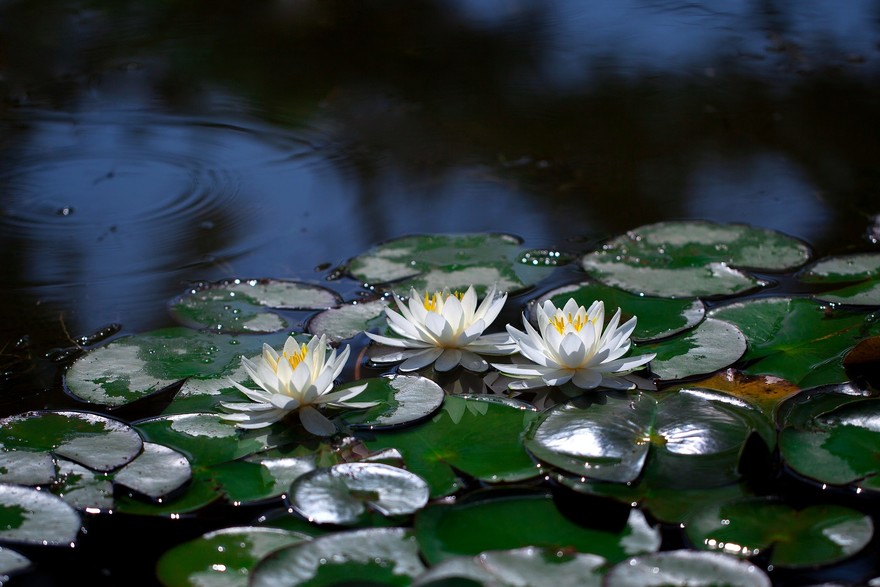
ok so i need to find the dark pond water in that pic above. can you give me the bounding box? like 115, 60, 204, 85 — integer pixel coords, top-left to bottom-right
1, 1, 879, 585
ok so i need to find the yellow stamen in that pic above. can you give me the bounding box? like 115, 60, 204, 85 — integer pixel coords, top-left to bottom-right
550, 312, 592, 334
423, 292, 439, 312
283, 342, 309, 371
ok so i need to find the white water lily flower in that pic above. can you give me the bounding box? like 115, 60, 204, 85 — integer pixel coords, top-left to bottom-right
366, 284, 516, 372
221, 334, 375, 436
493, 298, 655, 390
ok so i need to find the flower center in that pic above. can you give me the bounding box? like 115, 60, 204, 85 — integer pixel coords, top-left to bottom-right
423, 290, 464, 313
550, 312, 592, 334
282, 343, 309, 371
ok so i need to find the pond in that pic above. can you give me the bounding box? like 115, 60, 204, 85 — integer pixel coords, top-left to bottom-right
0, 1, 879, 585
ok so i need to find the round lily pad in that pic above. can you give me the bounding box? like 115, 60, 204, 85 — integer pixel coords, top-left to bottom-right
641, 318, 747, 381
709, 296, 880, 388
156, 526, 310, 587
307, 298, 389, 342
113, 442, 192, 500
412, 547, 606, 587
250, 527, 425, 587
0, 547, 31, 580
65, 327, 294, 407
347, 233, 555, 295
800, 252, 880, 283
581, 221, 811, 298
525, 389, 772, 489
338, 375, 445, 430
780, 397, 880, 492
415, 492, 660, 565
361, 395, 540, 497
686, 497, 874, 568
538, 281, 705, 342
604, 550, 771, 587
0, 411, 142, 472
170, 279, 341, 334
0, 484, 81, 546
290, 462, 429, 525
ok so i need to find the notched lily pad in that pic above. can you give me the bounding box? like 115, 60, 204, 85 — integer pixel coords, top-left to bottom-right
709, 296, 880, 388
156, 526, 310, 587
604, 550, 771, 587
581, 221, 810, 298
338, 375, 445, 430
308, 298, 389, 342
290, 462, 429, 525
686, 497, 873, 568
65, 327, 293, 407
170, 278, 341, 334
347, 233, 556, 295
539, 281, 705, 342
525, 389, 772, 489
642, 318, 747, 381
0, 411, 142, 472
250, 527, 425, 587
0, 484, 81, 546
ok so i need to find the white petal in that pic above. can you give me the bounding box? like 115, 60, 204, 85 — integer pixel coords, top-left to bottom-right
596, 353, 655, 373
229, 380, 274, 404
440, 295, 465, 333
399, 347, 444, 372
435, 349, 463, 372
540, 370, 574, 386
459, 350, 488, 372
599, 374, 637, 390
385, 308, 427, 341
270, 394, 300, 410
558, 333, 587, 368
290, 360, 312, 392
369, 347, 423, 364
492, 362, 545, 377
366, 331, 430, 349
298, 406, 337, 436
571, 368, 603, 389
460, 286, 478, 319
424, 311, 453, 343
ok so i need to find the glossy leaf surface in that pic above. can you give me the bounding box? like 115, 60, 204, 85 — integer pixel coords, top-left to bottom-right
605, 550, 771, 587
643, 318, 746, 381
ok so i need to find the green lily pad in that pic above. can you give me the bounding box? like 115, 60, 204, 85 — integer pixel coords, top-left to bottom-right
361, 395, 540, 497
525, 389, 772, 489
415, 492, 660, 565
0, 450, 56, 486
113, 442, 191, 500
604, 550, 771, 587
686, 497, 873, 567
780, 396, 880, 492
642, 318, 747, 381
347, 233, 555, 295
114, 468, 220, 516
170, 279, 341, 334
290, 462, 429, 525
250, 527, 425, 587
0, 547, 31, 580
581, 221, 810, 298
776, 382, 870, 430
800, 252, 880, 283
412, 547, 606, 587
307, 298, 389, 342
156, 526, 311, 587
338, 375, 445, 430
709, 297, 880, 387
0, 411, 142, 472
65, 327, 294, 407
539, 281, 705, 342
52, 458, 113, 510
0, 484, 81, 546
212, 454, 318, 505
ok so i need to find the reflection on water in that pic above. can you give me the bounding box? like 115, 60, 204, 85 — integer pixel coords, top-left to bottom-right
0, 2, 878, 388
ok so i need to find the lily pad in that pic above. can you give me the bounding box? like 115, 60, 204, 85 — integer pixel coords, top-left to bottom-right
412, 547, 606, 587
65, 327, 294, 407
250, 527, 425, 587
361, 395, 540, 497
290, 462, 429, 525
780, 396, 880, 492
683, 368, 801, 420
156, 526, 311, 587
604, 550, 771, 587
0, 450, 56, 486
415, 492, 660, 565
113, 442, 191, 500
170, 279, 341, 334
0, 411, 142, 472
338, 375, 445, 430
308, 298, 389, 342
800, 252, 880, 283
641, 318, 747, 381
709, 297, 880, 387
347, 233, 555, 295
0, 484, 81, 546
212, 454, 318, 505
686, 497, 873, 567
539, 281, 705, 342
525, 389, 773, 489
52, 458, 114, 510
0, 547, 31, 580
581, 221, 810, 298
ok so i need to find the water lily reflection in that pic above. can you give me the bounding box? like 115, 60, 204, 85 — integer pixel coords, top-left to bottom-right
221, 334, 375, 435
494, 298, 654, 390
366, 285, 516, 372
